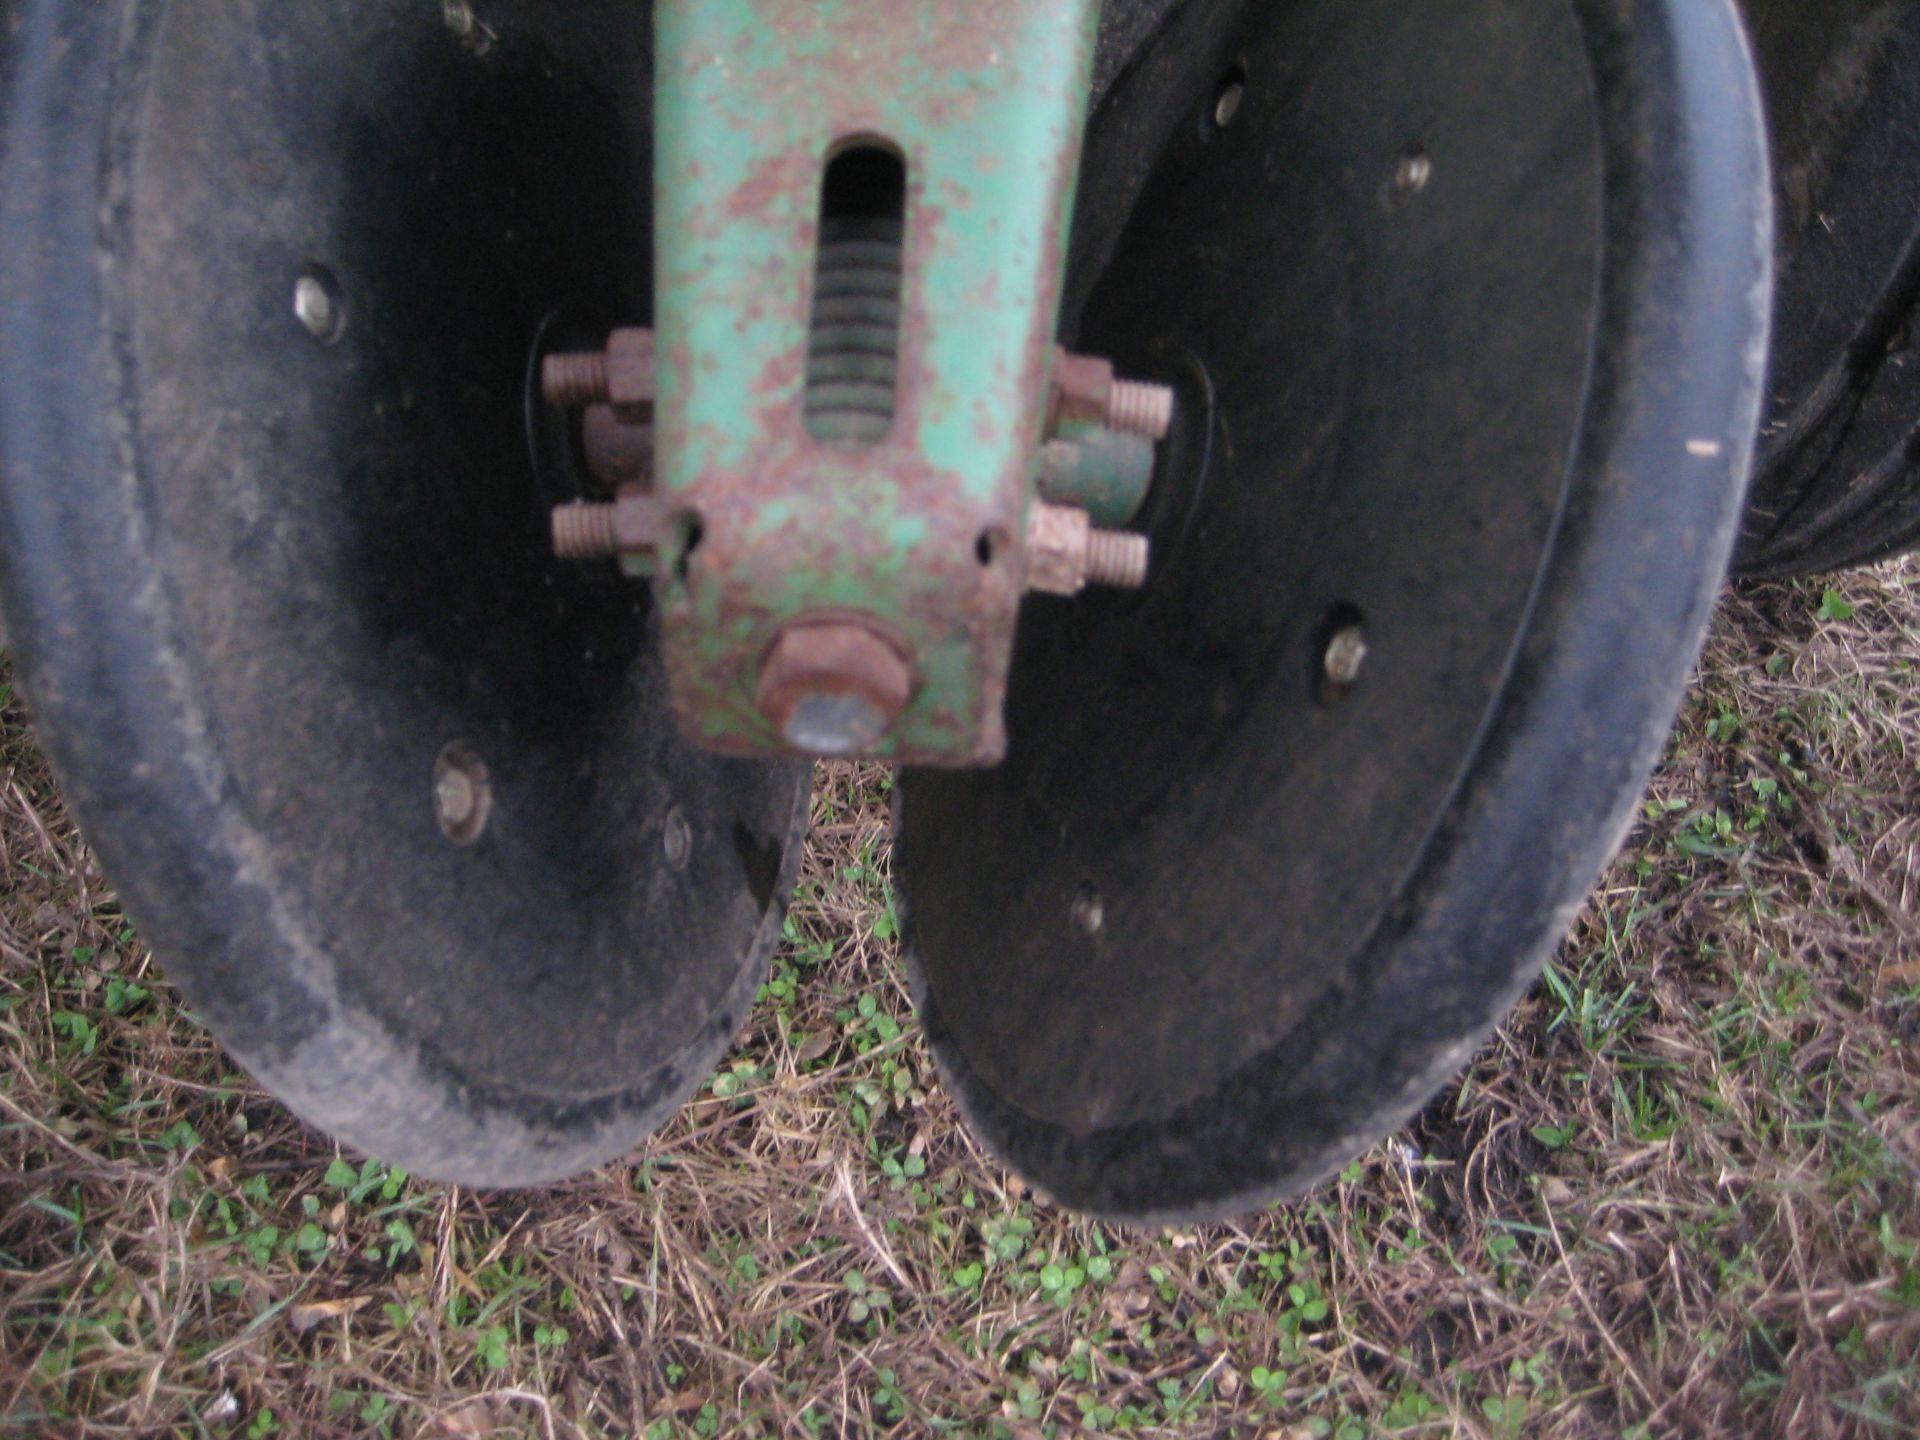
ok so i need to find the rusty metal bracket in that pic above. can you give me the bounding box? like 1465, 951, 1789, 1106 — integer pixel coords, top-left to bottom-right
650, 0, 1106, 765
541, 4, 1173, 764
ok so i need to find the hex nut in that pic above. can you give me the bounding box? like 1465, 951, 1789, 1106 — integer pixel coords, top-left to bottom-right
604, 327, 657, 420
756, 621, 915, 758
1027, 501, 1094, 596
1026, 501, 1150, 595
1051, 350, 1116, 430
551, 486, 664, 562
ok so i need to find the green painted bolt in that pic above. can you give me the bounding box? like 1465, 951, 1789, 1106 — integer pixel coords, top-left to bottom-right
1038, 422, 1156, 527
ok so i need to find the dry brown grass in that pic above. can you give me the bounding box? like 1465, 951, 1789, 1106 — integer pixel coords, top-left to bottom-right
2, 563, 1917, 1439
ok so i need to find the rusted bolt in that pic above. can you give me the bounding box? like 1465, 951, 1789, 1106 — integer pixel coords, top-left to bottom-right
1106, 380, 1175, 442
1086, 529, 1151, 589
1323, 624, 1369, 687
756, 621, 915, 758
1051, 350, 1116, 429
542, 328, 656, 419
543, 352, 609, 407
552, 502, 618, 560
433, 741, 492, 846
1050, 349, 1176, 442
603, 329, 657, 419
1025, 501, 1150, 596
552, 486, 666, 562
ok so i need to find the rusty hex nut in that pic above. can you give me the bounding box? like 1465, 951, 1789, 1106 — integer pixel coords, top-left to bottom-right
1026, 501, 1150, 595
604, 327, 657, 420
755, 621, 915, 758
541, 327, 657, 416
1050, 349, 1116, 431
611, 485, 666, 552
550, 485, 665, 562
1026, 500, 1095, 596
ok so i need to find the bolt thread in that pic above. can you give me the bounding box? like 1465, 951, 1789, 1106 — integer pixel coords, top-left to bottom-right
1085, 529, 1150, 590
1106, 380, 1175, 441
552, 502, 619, 560
543, 351, 611, 407
806, 216, 904, 445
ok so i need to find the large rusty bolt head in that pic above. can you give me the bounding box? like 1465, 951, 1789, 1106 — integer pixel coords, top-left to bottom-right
756, 621, 915, 758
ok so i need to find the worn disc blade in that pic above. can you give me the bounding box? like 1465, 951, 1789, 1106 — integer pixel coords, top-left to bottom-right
0, 0, 809, 1183
899, 0, 1774, 1220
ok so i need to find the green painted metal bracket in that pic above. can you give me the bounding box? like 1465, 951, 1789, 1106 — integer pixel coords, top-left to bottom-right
653, 0, 1103, 766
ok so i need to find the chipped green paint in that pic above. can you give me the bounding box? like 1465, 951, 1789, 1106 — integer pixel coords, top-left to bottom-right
654, 0, 1101, 765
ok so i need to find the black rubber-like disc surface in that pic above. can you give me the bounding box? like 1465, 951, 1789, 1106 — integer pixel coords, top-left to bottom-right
0, 0, 810, 1184
899, 0, 1773, 1220
1734, 0, 1920, 578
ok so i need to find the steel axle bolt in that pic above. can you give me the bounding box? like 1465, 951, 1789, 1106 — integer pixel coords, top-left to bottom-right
1025, 501, 1150, 595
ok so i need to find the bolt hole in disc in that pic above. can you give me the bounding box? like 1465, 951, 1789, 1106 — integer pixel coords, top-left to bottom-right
1313, 602, 1368, 703
293, 263, 346, 343
1391, 145, 1433, 201
1207, 66, 1247, 136
432, 741, 493, 846
0, 0, 809, 1185
896, 0, 1771, 1220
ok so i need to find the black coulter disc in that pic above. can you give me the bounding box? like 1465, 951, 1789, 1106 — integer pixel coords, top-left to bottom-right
898, 0, 1775, 1220
0, 0, 810, 1184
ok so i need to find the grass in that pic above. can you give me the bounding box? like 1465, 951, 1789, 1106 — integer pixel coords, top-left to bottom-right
1, 561, 1917, 1438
